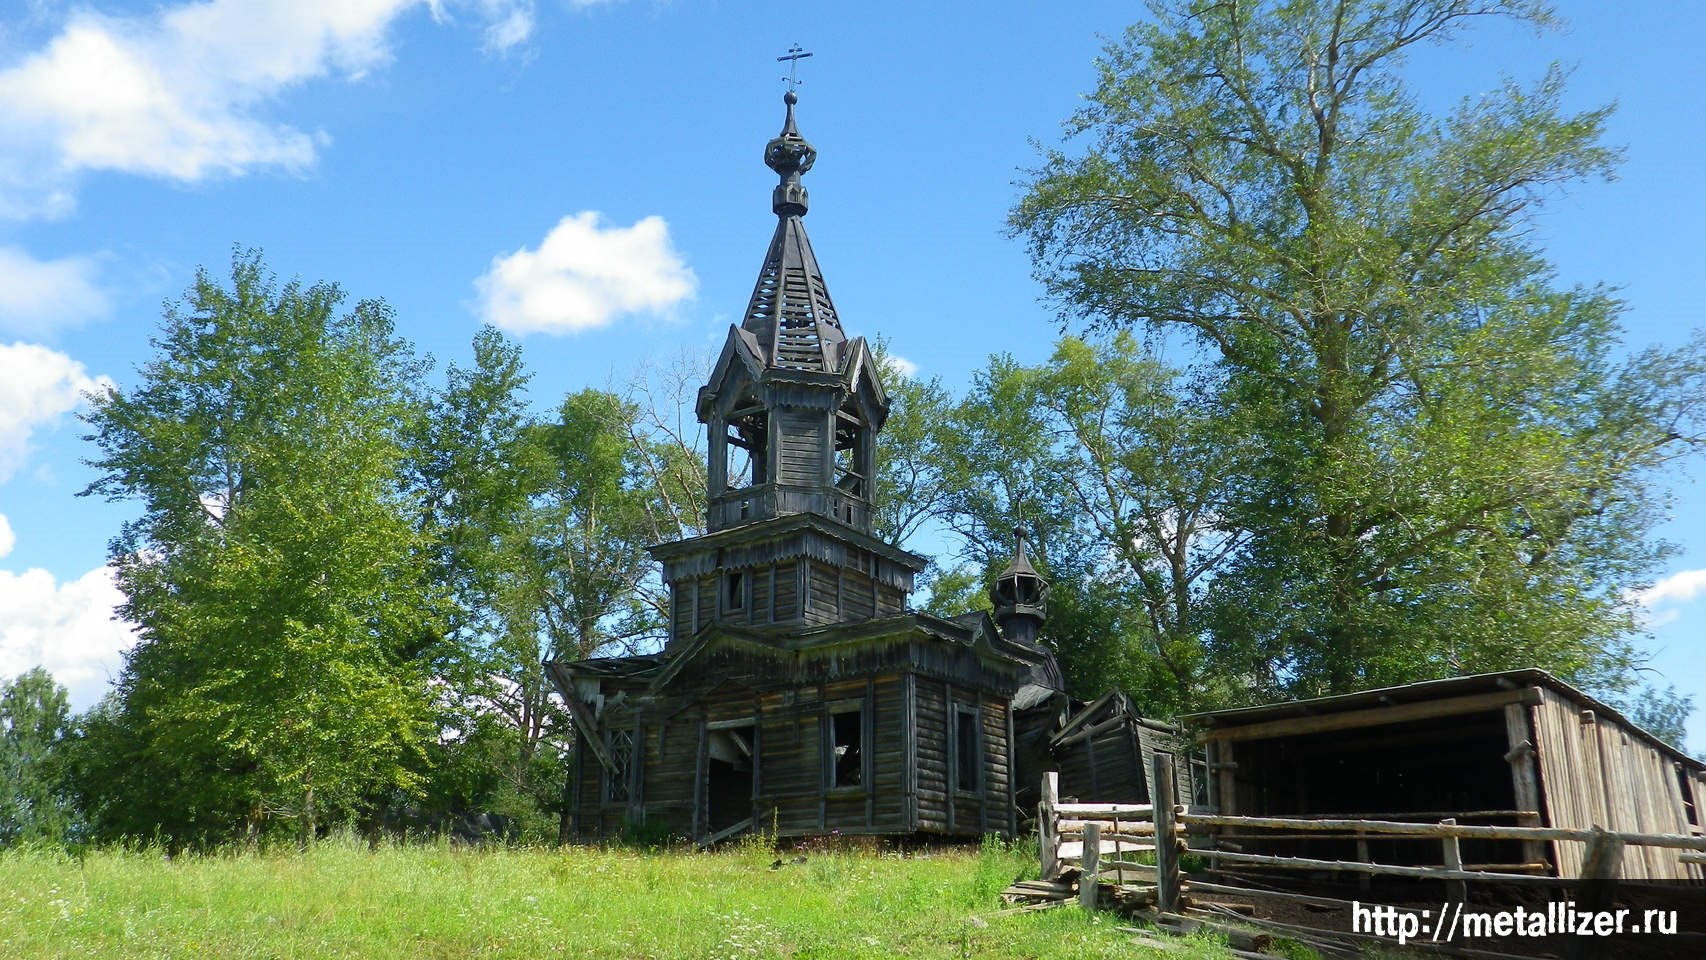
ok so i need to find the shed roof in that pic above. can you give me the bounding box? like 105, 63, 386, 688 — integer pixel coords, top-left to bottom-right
1184, 668, 1704, 771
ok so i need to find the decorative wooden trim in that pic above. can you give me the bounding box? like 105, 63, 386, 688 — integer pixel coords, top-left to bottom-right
1005, 697, 1017, 838
691, 715, 708, 840
902, 673, 918, 830
865, 677, 876, 828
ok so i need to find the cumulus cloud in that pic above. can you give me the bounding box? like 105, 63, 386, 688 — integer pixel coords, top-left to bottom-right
476, 211, 697, 334
0, 552, 138, 710
0, 0, 539, 218
0, 341, 111, 482
0, 245, 109, 335
1632, 568, 1706, 627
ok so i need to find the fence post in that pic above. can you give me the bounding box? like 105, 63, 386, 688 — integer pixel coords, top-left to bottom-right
1153, 753, 1180, 913
1355, 830, 1371, 892
1441, 818, 1466, 902
1080, 822, 1101, 911
1039, 772, 1059, 881
1564, 828, 1623, 960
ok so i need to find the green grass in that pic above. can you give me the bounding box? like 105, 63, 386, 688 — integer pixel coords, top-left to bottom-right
0, 835, 1234, 959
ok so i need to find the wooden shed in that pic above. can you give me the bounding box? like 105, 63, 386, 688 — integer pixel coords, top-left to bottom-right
1049, 690, 1194, 807
545, 93, 1063, 845
1188, 669, 1706, 879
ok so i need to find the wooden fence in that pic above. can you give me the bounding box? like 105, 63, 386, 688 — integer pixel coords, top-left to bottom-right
1028, 755, 1706, 955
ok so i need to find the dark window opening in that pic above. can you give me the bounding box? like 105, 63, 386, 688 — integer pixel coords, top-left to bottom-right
956, 709, 981, 793
725, 406, 768, 490
726, 571, 745, 612
1680, 768, 1700, 827
831, 707, 863, 788
833, 408, 868, 498
605, 729, 634, 802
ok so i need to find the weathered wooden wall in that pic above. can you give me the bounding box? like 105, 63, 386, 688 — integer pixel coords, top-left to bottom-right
1530, 688, 1700, 879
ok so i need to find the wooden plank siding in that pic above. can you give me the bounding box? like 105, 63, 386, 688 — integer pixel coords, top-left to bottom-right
773, 560, 799, 621
915, 678, 950, 831
695, 574, 716, 631
1531, 687, 1699, 879
777, 409, 825, 487
982, 695, 1011, 837
757, 686, 824, 836
806, 561, 840, 625
871, 675, 908, 829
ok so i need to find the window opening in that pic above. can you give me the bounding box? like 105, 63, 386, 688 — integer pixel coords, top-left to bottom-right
605, 729, 634, 802
955, 708, 980, 793
830, 705, 864, 788
725, 404, 768, 490
726, 571, 746, 612
833, 408, 868, 498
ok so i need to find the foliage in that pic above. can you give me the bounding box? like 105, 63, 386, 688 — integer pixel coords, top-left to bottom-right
76, 249, 441, 846
416, 330, 702, 840
0, 668, 74, 845
1617, 684, 1696, 757
1010, 0, 1706, 703
870, 341, 955, 550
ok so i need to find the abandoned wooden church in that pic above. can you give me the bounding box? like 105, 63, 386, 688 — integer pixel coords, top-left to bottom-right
546, 92, 1085, 843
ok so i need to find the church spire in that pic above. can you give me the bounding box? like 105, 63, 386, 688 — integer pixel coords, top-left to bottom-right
740, 91, 846, 372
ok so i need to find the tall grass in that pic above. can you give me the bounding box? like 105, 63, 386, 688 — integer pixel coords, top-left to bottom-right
0, 833, 1233, 959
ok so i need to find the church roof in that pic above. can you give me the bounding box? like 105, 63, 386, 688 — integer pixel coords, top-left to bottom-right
738, 91, 847, 372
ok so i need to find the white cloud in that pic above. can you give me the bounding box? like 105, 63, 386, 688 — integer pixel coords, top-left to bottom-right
0, 557, 138, 710
0, 0, 540, 218
1632, 568, 1706, 628
885, 354, 919, 378
477, 0, 535, 53
0, 341, 111, 482
0, 245, 108, 334
476, 211, 697, 334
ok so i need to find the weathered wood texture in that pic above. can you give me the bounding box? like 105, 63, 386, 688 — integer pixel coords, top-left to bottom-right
1530, 688, 1700, 879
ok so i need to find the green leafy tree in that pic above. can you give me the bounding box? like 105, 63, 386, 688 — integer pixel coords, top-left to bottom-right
78, 250, 441, 845
1617, 684, 1696, 758
0, 668, 74, 845
929, 337, 1252, 714
1011, 0, 1706, 702
869, 343, 955, 550
418, 332, 690, 840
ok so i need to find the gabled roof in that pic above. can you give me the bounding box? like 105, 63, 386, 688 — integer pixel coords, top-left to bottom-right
641, 610, 1049, 696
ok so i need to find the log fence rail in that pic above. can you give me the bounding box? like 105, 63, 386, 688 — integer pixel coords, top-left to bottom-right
1018, 755, 1706, 955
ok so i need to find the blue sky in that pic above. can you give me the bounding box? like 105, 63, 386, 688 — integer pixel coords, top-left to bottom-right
0, 0, 1701, 750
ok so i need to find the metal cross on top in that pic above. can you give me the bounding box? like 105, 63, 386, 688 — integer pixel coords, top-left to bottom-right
777, 44, 813, 93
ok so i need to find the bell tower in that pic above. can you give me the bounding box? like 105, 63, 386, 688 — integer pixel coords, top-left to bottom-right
651, 91, 925, 646
697, 90, 886, 536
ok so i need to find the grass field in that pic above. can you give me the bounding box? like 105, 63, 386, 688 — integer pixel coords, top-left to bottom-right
0, 835, 1234, 959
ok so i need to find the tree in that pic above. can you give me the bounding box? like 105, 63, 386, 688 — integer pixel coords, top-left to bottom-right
1011, 0, 1706, 702
927, 337, 1253, 713
0, 668, 74, 845
416, 331, 695, 840
79, 250, 441, 845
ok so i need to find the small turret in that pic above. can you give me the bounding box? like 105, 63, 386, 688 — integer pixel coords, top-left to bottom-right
990, 528, 1049, 646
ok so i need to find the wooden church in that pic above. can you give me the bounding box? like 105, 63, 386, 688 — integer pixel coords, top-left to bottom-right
545, 92, 1066, 844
